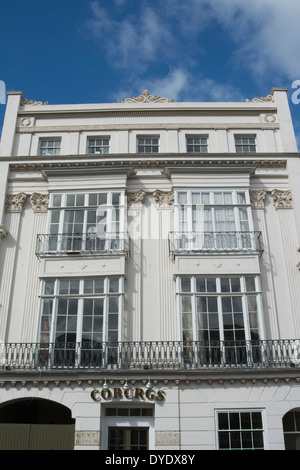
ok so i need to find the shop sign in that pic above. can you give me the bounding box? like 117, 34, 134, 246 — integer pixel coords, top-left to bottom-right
91, 386, 165, 402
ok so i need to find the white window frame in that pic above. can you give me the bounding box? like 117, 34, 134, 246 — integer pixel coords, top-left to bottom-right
38, 277, 124, 347
87, 137, 110, 154
186, 135, 208, 153
102, 408, 155, 450
173, 189, 255, 252
215, 409, 265, 450
46, 190, 126, 253
235, 135, 257, 153
136, 136, 160, 153
176, 275, 264, 345
38, 138, 61, 156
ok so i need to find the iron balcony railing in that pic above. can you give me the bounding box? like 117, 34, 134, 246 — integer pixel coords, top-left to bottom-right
1, 340, 300, 371
36, 232, 129, 257
168, 231, 263, 256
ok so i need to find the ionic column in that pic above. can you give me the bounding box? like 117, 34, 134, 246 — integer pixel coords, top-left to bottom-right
0, 193, 27, 341
271, 189, 300, 335
250, 190, 279, 338
153, 190, 176, 341
21, 193, 49, 342
126, 190, 146, 341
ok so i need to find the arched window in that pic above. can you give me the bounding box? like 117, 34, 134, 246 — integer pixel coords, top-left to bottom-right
283, 410, 300, 450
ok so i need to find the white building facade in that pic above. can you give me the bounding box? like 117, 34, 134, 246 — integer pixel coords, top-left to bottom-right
0, 88, 300, 450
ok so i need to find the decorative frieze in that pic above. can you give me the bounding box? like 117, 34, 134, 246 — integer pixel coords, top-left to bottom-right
30, 193, 49, 213
126, 190, 146, 207
5, 193, 27, 213
271, 189, 293, 210
250, 190, 267, 209
153, 190, 174, 207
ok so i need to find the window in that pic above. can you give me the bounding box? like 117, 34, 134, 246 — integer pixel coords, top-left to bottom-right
173, 190, 258, 253
108, 428, 149, 450
177, 275, 263, 366
186, 136, 208, 153
137, 136, 159, 153
39, 138, 61, 156
235, 135, 256, 153
38, 277, 124, 367
283, 411, 300, 450
87, 138, 110, 154
44, 191, 126, 254
217, 410, 264, 450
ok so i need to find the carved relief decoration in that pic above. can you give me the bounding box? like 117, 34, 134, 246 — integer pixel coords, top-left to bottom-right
30, 193, 49, 213
246, 95, 274, 103
20, 97, 48, 106
271, 189, 293, 209
250, 190, 267, 209
127, 190, 146, 207
118, 89, 175, 103
153, 190, 174, 206
5, 193, 27, 213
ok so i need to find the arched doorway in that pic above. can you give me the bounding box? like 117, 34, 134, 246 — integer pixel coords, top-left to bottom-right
0, 398, 75, 450
283, 409, 300, 450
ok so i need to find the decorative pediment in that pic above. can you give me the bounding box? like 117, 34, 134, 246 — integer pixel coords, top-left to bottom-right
118, 90, 175, 104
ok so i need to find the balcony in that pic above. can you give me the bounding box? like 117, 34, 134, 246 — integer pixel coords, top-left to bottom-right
1, 340, 299, 372
36, 232, 129, 257
169, 231, 263, 257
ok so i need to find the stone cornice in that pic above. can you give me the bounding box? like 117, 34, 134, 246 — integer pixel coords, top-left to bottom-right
1, 368, 300, 388
6, 156, 287, 174
16, 122, 279, 134
16, 106, 277, 122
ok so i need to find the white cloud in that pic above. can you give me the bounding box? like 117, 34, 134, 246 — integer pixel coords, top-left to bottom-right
83, 0, 300, 102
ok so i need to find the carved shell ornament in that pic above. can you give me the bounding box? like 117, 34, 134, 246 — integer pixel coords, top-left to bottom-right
118, 89, 175, 103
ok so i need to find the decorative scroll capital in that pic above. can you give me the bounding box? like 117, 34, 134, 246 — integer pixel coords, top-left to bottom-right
5, 193, 27, 213
20, 97, 48, 106
271, 189, 293, 210
246, 95, 274, 103
250, 190, 267, 209
118, 89, 175, 104
30, 193, 49, 213
126, 190, 146, 207
153, 190, 174, 207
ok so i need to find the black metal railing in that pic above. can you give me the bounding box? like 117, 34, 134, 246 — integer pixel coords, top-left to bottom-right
168, 231, 263, 256
1, 340, 299, 371
36, 232, 129, 256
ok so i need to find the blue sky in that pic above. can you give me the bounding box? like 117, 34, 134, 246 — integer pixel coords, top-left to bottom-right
1, 0, 300, 147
